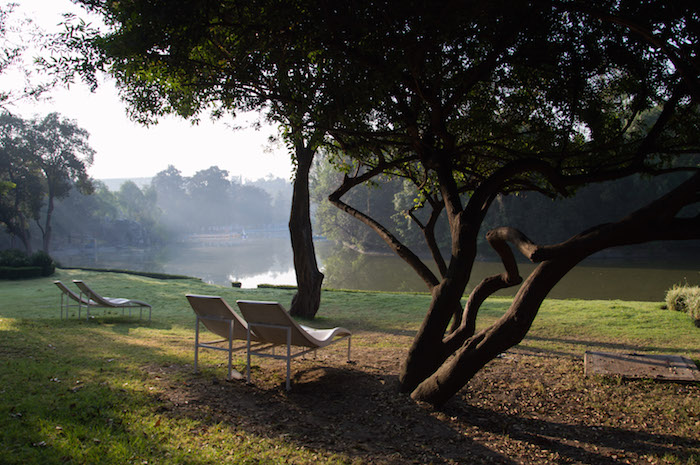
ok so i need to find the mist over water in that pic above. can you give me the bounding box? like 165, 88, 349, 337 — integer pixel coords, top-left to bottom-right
51, 238, 700, 302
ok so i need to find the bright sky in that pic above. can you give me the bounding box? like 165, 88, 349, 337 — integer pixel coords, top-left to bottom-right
2, 0, 293, 182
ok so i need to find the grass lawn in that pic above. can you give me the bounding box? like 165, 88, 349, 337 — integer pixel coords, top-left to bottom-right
1, 268, 699, 464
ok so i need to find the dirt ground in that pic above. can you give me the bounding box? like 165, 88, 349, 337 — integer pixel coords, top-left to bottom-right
147, 332, 700, 464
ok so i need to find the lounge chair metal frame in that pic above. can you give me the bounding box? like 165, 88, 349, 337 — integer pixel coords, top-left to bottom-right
187, 294, 268, 380
194, 313, 245, 380
245, 322, 351, 390
54, 280, 99, 319
238, 300, 351, 391
73, 280, 152, 321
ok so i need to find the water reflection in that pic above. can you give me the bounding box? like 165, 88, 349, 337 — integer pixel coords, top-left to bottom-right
52, 238, 700, 301
318, 243, 700, 301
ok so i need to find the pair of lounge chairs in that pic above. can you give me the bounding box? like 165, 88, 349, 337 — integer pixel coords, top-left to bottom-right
54, 280, 152, 321
186, 295, 351, 390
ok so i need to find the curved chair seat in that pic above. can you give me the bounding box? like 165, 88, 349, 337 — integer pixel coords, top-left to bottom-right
236, 300, 351, 390
186, 294, 263, 380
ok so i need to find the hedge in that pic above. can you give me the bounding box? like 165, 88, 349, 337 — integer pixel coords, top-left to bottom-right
0, 266, 43, 280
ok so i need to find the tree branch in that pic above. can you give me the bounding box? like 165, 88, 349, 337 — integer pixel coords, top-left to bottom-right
328, 161, 440, 288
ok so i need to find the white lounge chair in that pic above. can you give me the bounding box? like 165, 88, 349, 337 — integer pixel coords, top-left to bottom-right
236, 300, 352, 390
54, 280, 99, 319
186, 294, 265, 380
72, 280, 152, 321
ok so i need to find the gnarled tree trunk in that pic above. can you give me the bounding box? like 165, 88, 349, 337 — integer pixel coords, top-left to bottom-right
406, 172, 700, 406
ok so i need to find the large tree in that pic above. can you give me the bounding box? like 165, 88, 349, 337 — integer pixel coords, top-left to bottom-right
64, 0, 341, 318
0, 113, 43, 252
313, 0, 700, 405
30, 113, 94, 252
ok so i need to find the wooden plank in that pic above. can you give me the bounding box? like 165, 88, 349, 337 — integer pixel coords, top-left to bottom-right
584, 351, 700, 382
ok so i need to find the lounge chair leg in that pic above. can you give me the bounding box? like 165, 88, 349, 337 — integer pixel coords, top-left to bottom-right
286, 327, 292, 391
194, 317, 200, 373
227, 320, 234, 380
246, 328, 252, 384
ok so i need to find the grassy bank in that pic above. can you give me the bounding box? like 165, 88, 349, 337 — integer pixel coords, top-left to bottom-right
1, 269, 699, 464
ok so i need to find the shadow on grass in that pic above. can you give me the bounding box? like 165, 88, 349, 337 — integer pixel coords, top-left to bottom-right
8, 316, 176, 334
155, 364, 518, 464
445, 403, 700, 465
521, 335, 696, 357
3, 304, 698, 465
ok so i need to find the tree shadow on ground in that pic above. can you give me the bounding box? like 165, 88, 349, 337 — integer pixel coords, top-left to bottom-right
520, 335, 694, 358
152, 363, 518, 464
444, 403, 700, 465
147, 345, 700, 465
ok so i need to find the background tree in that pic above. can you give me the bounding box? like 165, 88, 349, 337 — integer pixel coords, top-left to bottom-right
0, 112, 93, 253
29, 113, 94, 252
186, 166, 235, 228
151, 165, 188, 233
116, 181, 159, 242
0, 113, 43, 252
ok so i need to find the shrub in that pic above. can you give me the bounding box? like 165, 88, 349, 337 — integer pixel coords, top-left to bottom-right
666, 284, 700, 326
0, 266, 42, 279
30, 250, 56, 276
0, 249, 56, 279
0, 249, 31, 267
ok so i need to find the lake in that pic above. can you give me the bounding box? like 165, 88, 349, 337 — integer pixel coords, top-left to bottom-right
52, 237, 700, 301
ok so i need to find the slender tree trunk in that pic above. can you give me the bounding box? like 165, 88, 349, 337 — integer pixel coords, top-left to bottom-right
42, 193, 54, 253
18, 228, 32, 254
289, 145, 324, 319
12, 213, 33, 255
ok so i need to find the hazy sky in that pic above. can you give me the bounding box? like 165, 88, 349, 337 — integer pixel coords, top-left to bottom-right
3, 0, 293, 182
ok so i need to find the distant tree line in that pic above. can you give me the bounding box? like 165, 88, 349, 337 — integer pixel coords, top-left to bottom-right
1, 112, 292, 252
149, 165, 290, 236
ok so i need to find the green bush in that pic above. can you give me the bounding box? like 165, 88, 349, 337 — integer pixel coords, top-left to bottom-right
665, 284, 700, 326
0, 249, 31, 267
30, 250, 56, 276
257, 283, 298, 290
0, 249, 56, 279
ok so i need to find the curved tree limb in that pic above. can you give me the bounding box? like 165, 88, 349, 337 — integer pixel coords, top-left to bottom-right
443, 227, 529, 354
328, 160, 440, 289
411, 171, 700, 406
407, 197, 448, 279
